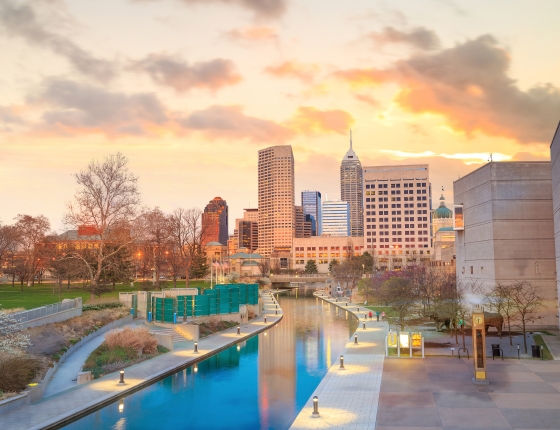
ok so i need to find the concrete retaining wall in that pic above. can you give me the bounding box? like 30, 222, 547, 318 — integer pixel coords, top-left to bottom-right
20, 306, 82, 330
0, 394, 27, 416
153, 333, 174, 351
175, 324, 199, 341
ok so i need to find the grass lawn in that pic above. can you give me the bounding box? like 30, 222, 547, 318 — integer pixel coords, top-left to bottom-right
533, 334, 554, 360
0, 279, 210, 310
363, 305, 397, 317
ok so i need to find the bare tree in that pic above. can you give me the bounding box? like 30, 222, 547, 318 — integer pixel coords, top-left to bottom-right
14, 214, 51, 287
64, 153, 141, 299
486, 283, 517, 345
0, 223, 19, 263
509, 281, 546, 353
139, 208, 172, 289
378, 275, 419, 331
257, 259, 270, 277
169, 208, 209, 287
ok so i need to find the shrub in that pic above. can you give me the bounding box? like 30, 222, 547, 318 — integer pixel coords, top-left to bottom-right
0, 354, 43, 392
105, 327, 158, 354
82, 302, 123, 312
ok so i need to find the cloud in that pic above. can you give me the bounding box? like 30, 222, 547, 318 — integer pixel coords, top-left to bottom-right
179, 105, 294, 143
134, 0, 287, 19
380, 149, 512, 165
334, 34, 560, 144
369, 26, 440, 50
130, 54, 242, 92
0, 1, 117, 82
30, 78, 169, 137
264, 61, 320, 83
286, 107, 354, 135
225, 26, 278, 43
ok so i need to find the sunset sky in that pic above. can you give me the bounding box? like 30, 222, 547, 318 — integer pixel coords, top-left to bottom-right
1, 0, 560, 233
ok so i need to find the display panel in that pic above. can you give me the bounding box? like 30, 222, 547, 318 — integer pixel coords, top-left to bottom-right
453, 205, 464, 230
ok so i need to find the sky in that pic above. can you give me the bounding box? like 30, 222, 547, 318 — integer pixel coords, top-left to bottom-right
1, 0, 560, 233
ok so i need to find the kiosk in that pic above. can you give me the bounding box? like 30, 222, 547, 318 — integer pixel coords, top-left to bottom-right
472, 305, 489, 385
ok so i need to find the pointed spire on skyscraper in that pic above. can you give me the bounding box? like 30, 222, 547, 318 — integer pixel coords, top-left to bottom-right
350, 129, 353, 150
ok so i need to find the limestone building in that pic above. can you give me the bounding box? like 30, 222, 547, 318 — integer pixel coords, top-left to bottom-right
454, 161, 557, 328
431, 191, 455, 267
549, 121, 560, 329
258, 146, 295, 257
321, 200, 350, 236
340, 133, 364, 237
293, 236, 365, 273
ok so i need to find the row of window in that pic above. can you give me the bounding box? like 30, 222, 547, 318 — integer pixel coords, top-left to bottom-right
365, 182, 427, 189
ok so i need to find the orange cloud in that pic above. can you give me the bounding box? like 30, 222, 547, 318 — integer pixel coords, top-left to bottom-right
264, 61, 320, 83
285, 106, 354, 135
334, 34, 560, 144
225, 26, 279, 43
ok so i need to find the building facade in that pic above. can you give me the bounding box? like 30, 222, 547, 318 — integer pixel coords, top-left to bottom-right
301, 190, 322, 235
258, 146, 295, 257
454, 161, 557, 328
295, 206, 312, 238
322, 200, 350, 237
340, 134, 364, 237
550, 121, 560, 329
363, 164, 432, 268
293, 236, 365, 273
234, 208, 259, 253
202, 197, 229, 246
431, 191, 455, 267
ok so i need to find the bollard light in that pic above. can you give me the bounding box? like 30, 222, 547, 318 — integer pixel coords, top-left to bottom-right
357, 307, 359, 312
118, 399, 124, 412
345, 302, 348, 306
517, 344, 520, 359
364, 313, 367, 320
194, 342, 198, 353
119, 370, 125, 385
312, 396, 319, 417
194, 364, 198, 373
237, 326, 241, 335
339, 355, 345, 369
363, 322, 366, 330
354, 334, 358, 344
264, 316, 267, 323
276, 310, 278, 314
541, 345, 544, 360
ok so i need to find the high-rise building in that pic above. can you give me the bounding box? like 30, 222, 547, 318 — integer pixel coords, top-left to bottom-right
258, 145, 295, 257
202, 197, 228, 245
233, 208, 259, 252
301, 191, 322, 235
295, 206, 312, 238
340, 132, 363, 237
322, 200, 350, 236
363, 164, 432, 269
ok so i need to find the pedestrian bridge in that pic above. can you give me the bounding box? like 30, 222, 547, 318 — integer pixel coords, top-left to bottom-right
270, 274, 331, 284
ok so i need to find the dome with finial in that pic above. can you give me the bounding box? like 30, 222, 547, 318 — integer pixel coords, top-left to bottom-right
433, 188, 452, 219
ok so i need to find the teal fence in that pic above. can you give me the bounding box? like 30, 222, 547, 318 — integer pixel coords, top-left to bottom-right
150, 284, 259, 323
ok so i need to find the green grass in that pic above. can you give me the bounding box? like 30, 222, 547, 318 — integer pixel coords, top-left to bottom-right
363, 305, 397, 317
533, 334, 554, 360
0, 280, 209, 310
539, 331, 556, 336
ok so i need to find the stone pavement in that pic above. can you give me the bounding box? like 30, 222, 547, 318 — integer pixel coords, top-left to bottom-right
290, 293, 389, 430
0, 292, 283, 430
376, 357, 560, 430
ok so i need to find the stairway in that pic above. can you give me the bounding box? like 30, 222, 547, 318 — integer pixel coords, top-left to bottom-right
138, 322, 188, 343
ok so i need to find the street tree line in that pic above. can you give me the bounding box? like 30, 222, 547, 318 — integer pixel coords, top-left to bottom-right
0, 153, 211, 299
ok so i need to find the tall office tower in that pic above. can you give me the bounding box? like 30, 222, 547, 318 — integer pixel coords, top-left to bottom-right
322, 200, 350, 236
295, 206, 311, 238
363, 164, 432, 269
202, 197, 229, 245
258, 146, 295, 257
236, 208, 259, 252
340, 132, 363, 237
301, 190, 322, 235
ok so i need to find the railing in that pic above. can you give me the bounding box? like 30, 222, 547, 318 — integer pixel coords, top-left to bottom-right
10, 299, 80, 323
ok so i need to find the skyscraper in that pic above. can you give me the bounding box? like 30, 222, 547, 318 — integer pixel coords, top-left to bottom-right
295, 206, 312, 238
322, 200, 350, 236
258, 145, 295, 257
202, 197, 229, 245
340, 131, 363, 237
301, 190, 322, 235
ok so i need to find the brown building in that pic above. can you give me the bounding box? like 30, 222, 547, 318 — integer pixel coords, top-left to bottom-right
233, 208, 259, 253
295, 206, 311, 238
202, 197, 229, 246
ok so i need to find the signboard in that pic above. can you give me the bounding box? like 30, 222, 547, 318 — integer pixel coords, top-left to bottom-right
399, 332, 409, 348
388, 332, 397, 347
453, 205, 464, 230
411, 332, 422, 348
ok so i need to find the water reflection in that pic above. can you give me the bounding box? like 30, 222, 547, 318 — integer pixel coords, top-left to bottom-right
62, 289, 357, 430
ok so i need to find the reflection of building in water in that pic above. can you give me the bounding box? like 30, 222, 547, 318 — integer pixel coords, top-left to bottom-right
259, 297, 296, 428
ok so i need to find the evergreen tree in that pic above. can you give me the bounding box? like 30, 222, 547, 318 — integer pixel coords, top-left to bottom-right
305, 259, 318, 274
190, 249, 209, 279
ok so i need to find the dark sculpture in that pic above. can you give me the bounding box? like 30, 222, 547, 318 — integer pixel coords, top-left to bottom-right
428, 312, 455, 332
483, 311, 504, 337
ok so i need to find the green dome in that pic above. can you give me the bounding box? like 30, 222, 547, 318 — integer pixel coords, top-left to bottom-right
433, 194, 452, 219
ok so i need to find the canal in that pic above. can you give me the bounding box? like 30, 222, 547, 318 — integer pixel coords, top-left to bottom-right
62, 289, 358, 430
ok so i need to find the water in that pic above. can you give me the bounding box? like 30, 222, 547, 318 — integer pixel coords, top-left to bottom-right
62, 290, 358, 430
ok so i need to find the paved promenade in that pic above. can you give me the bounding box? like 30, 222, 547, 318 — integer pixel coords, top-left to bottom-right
290, 293, 389, 430
0, 292, 283, 430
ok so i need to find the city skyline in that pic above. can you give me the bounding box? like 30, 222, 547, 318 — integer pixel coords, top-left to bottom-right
2, 0, 560, 232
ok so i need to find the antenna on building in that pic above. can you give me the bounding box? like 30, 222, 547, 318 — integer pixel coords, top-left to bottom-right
349, 129, 353, 149
488, 153, 493, 162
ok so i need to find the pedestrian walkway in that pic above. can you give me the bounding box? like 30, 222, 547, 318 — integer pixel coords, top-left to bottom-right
0, 292, 283, 430
542, 329, 560, 360
290, 292, 388, 430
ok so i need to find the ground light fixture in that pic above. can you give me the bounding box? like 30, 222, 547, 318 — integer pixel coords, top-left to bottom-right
363, 322, 366, 330
339, 355, 345, 369
119, 370, 125, 385
237, 326, 241, 335
312, 396, 319, 417
194, 342, 198, 353
118, 399, 124, 413
517, 344, 520, 359
264, 316, 267, 323
354, 334, 358, 344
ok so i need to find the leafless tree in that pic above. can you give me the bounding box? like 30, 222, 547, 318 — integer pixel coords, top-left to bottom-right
63, 153, 141, 299
486, 283, 517, 345
509, 281, 546, 353
257, 259, 270, 277
0, 223, 19, 263
14, 214, 51, 287
168, 208, 209, 287
378, 275, 419, 331
139, 208, 172, 289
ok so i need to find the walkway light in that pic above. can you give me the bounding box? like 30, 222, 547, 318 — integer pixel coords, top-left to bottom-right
354, 334, 358, 344
339, 355, 345, 369
276, 310, 278, 314
264, 316, 267, 323
363, 322, 366, 330
345, 302, 348, 306
312, 396, 319, 417
194, 342, 198, 353
237, 326, 241, 335
119, 399, 124, 412
119, 370, 125, 385
357, 307, 360, 312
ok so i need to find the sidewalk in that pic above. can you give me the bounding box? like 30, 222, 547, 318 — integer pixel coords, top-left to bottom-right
542, 329, 560, 360
0, 292, 282, 430
290, 293, 388, 430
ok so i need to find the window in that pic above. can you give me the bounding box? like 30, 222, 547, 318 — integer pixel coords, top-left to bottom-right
470, 266, 473, 274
